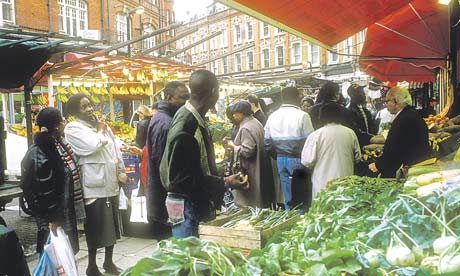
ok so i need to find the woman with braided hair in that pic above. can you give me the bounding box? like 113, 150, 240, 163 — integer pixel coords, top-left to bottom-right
20, 107, 85, 256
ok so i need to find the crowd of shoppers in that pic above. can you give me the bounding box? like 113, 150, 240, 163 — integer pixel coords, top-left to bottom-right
17, 69, 432, 276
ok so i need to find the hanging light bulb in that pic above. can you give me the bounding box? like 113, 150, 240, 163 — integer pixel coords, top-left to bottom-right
128, 73, 134, 82
438, 0, 450, 4
122, 66, 129, 76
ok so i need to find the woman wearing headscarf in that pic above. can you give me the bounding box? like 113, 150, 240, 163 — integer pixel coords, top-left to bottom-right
227, 101, 274, 207
21, 107, 85, 255
64, 94, 127, 276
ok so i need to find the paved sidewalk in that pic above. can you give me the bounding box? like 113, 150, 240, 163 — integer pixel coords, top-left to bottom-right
27, 235, 158, 275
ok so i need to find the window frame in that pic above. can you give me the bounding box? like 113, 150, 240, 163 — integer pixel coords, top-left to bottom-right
115, 12, 128, 42
0, 0, 15, 24
246, 51, 254, 70
260, 22, 269, 38
261, 48, 270, 68
343, 37, 353, 62
309, 43, 320, 67
142, 23, 156, 51
246, 22, 253, 41
275, 46, 284, 66
58, 0, 88, 37
221, 29, 228, 47
233, 24, 241, 44
222, 56, 228, 74
234, 53, 242, 72
328, 44, 339, 64
291, 42, 301, 64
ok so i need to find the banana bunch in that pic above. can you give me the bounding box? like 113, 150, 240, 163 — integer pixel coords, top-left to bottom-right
100, 87, 109, 95
129, 87, 137, 95
56, 93, 69, 103
120, 87, 129, 95
90, 94, 101, 104
136, 71, 146, 82
109, 86, 119, 95
32, 94, 48, 106
55, 86, 69, 103
145, 87, 152, 96
428, 132, 451, 152
90, 86, 101, 95
68, 85, 78, 95
79, 85, 90, 97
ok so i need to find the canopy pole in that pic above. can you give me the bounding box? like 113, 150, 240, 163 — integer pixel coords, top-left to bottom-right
48, 74, 54, 107
24, 79, 33, 146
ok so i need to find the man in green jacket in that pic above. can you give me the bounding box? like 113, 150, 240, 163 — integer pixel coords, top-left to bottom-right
160, 70, 248, 238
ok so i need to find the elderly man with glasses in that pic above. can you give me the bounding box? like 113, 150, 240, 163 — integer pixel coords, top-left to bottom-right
369, 86, 431, 177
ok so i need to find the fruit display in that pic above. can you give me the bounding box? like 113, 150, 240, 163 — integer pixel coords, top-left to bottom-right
8, 124, 39, 137
429, 132, 451, 151
424, 114, 449, 129
106, 120, 134, 142
54, 84, 149, 104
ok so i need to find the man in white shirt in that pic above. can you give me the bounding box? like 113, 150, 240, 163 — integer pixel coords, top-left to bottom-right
265, 87, 314, 209
301, 102, 361, 199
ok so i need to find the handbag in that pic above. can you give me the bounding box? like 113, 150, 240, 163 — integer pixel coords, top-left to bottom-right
130, 187, 148, 223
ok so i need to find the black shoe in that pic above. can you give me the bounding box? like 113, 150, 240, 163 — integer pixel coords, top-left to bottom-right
86, 266, 103, 276
103, 263, 123, 275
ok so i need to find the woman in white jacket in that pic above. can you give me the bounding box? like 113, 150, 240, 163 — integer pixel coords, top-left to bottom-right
64, 93, 127, 276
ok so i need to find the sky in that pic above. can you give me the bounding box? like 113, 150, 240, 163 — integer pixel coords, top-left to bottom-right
174, 0, 214, 21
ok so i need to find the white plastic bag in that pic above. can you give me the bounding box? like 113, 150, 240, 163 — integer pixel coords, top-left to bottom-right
130, 188, 148, 223
119, 188, 129, 210
47, 227, 78, 276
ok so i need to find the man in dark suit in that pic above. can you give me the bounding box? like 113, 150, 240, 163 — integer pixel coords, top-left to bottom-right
369, 86, 431, 178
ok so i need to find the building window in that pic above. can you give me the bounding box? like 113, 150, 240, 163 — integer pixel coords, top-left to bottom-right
211, 61, 218, 74
166, 10, 171, 35
276, 46, 284, 66
0, 0, 14, 24
234, 25, 241, 44
58, 0, 88, 37
234, 53, 242, 72
142, 24, 156, 51
328, 44, 339, 64
343, 37, 353, 62
210, 37, 217, 50
246, 51, 254, 70
291, 43, 301, 64
309, 43, 319, 66
115, 12, 127, 42
222, 57, 228, 74
246, 22, 253, 41
275, 28, 284, 34
260, 22, 269, 37
261, 48, 270, 68
221, 29, 228, 47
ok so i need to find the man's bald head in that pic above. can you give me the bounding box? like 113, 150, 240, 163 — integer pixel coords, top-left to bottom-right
189, 70, 218, 98
188, 70, 220, 114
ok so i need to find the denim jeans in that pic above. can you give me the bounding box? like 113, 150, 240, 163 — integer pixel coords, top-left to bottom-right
277, 156, 302, 209
171, 200, 199, 239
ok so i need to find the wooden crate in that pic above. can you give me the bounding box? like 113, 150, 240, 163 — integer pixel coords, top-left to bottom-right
198, 208, 300, 250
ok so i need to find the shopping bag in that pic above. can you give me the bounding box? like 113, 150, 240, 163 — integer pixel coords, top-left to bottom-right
33, 236, 59, 276
36, 227, 78, 276
130, 188, 148, 223
119, 187, 129, 210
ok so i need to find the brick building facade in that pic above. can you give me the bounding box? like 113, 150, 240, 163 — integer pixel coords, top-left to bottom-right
0, 0, 175, 55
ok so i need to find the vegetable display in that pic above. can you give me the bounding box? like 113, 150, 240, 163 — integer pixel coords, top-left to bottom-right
124, 173, 460, 276
220, 207, 298, 231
